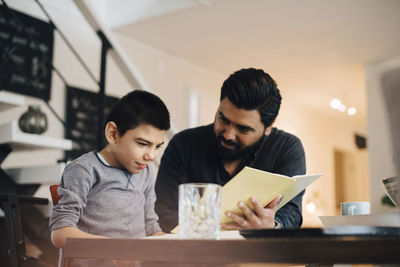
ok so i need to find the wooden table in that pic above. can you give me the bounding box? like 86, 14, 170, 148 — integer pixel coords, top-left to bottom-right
60, 235, 400, 266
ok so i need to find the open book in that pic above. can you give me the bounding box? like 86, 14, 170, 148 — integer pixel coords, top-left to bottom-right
171, 167, 321, 232
220, 167, 321, 224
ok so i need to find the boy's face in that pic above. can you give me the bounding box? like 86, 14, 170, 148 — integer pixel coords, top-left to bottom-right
106, 122, 166, 174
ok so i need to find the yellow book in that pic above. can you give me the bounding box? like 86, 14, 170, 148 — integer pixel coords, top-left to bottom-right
221, 167, 321, 224
171, 167, 321, 232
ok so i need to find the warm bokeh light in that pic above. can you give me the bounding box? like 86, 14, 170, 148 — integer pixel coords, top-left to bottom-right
347, 107, 357, 116
330, 98, 358, 116
330, 98, 341, 110
306, 202, 316, 214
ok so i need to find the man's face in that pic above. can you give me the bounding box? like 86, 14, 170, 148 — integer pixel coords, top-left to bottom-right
214, 98, 271, 161
109, 123, 165, 174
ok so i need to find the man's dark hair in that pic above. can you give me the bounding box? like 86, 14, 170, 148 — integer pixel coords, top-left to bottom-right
220, 68, 282, 127
106, 90, 170, 136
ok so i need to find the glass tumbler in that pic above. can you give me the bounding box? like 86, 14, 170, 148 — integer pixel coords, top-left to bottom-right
179, 183, 221, 239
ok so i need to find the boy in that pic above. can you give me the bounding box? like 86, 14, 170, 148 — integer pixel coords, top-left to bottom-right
49, 90, 170, 249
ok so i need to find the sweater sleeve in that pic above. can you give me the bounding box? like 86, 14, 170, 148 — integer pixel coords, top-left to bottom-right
143, 165, 162, 235
274, 136, 306, 228
49, 163, 93, 231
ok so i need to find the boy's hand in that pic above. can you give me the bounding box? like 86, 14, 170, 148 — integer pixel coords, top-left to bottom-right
221, 195, 282, 230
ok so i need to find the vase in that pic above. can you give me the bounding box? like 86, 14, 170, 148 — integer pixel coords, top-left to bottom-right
18, 105, 48, 134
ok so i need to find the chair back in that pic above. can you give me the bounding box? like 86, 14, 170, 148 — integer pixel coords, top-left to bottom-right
49, 184, 61, 206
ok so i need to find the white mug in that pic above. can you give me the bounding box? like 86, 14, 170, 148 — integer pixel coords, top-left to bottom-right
341, 201, 370, 215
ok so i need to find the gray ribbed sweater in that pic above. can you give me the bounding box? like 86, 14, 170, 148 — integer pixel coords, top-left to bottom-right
49, 151, 161, 238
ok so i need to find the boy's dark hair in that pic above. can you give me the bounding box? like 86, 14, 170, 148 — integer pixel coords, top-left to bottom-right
220, 68, 282, 128
106, 90, 170, 136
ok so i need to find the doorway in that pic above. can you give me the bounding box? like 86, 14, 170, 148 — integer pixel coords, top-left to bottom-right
334, 149, 370, 215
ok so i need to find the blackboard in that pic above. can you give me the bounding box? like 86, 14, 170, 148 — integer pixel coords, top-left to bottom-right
65, 86, 119, 160
0, 6, 53, 100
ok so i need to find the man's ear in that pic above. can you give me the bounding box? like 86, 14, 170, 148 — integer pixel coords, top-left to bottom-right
264, 121, 274, 136
104, 121, 119, 144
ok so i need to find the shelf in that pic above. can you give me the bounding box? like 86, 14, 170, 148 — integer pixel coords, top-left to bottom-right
0, 121, 73, 151
0, 91, 25, 112
5, 163, 65, 184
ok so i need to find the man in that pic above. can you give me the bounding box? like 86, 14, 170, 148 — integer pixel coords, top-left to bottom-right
155, 68, 306, 232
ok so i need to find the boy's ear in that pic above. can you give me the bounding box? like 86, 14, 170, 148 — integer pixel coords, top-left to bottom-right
104, 121, 119, 144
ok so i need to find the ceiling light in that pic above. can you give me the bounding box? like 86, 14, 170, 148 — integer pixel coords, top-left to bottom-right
330, 98, 341, 110
330, 98, 356, 115
347, 107, 357, 116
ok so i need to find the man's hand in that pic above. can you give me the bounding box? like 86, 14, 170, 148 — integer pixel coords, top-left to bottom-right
221, 195, 282, 230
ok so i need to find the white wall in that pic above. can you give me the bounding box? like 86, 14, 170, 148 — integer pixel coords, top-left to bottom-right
366, 56, 400, 213
114, 34, 223, 131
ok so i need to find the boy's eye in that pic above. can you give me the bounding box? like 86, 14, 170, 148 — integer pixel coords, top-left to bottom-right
137, 142, 147, 146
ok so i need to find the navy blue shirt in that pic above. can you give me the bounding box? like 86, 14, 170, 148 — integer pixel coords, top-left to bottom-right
155, 124, 306, 232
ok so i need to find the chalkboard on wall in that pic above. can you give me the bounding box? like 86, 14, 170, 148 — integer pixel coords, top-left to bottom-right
0, 6, 54, 100
65, 86, 119, 160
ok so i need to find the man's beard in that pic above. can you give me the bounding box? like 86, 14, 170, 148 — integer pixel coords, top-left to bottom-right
215, 134, 264, 162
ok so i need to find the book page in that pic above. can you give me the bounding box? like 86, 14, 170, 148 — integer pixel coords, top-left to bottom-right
221, 167, 294, 224
275, 173, 322, 211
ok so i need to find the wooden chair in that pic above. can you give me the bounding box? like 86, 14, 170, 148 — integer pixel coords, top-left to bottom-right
49, 185, 61, 206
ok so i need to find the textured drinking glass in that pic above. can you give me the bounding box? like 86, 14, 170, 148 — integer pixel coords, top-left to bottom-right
179, 183, 221, 239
